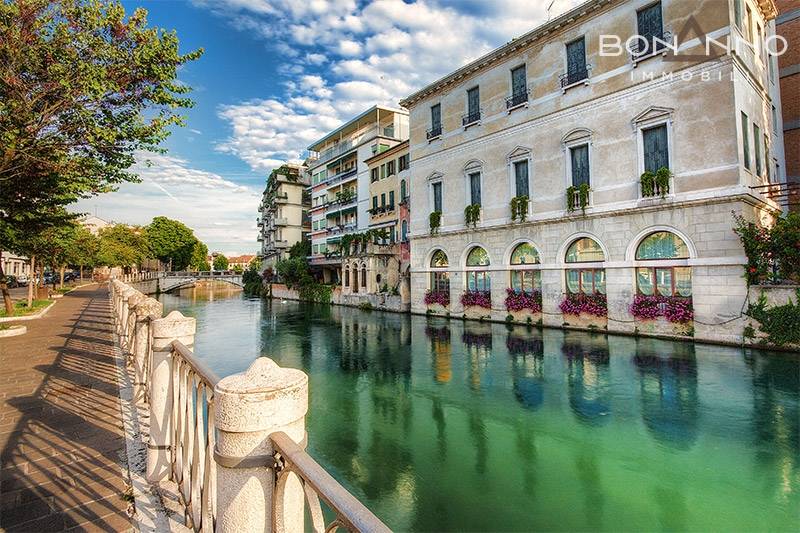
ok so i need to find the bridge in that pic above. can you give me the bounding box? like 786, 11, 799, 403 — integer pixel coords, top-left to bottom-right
118, 270, 244, 294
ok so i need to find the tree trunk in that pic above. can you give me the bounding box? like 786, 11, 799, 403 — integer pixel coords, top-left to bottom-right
0, 252, 14, 315
59, 265, 65, 289
27, 255, 35, 307
80, 264, 84, 281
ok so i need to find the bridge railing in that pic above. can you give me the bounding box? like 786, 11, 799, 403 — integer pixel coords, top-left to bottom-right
108, 279, 388, 532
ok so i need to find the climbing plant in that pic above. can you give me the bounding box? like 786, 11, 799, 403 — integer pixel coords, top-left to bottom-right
464, 204, 481, 228
746, 289, 800, 347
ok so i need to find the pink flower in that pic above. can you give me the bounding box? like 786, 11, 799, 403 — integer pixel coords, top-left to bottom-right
425, 290, 450, 307
504, 288, 542, 313
461, 290, 492, 309
560, 293, 607, 317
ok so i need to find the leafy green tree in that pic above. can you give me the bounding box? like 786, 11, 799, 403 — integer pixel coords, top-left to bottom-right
231, 264, 244, 274
249, 256, 262, 271
275, 257, 311, 289
242, 265, 263, 297
288, 239, 311, 259
0, 0, 202, 260
71, 225, 100, 280
189, 240, 209, 271
213, 254, 228, 271
96, 225, 148, 268
146, 216, 197, 270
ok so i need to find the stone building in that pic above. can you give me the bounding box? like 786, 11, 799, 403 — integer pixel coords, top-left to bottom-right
1, 252, 31, 279
258, 163, 310, 270
400, 0, 784, 345
776, 0, 800, 209
306, 105, 409, 283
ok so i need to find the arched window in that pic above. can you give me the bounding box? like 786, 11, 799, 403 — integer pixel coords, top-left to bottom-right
344, 268, 350, 287
465, 246, 490, 292
401, 220, 408, 242
510, 243, 541, 293
352, 266, 359, 293
361, 266, 367, 288
565, 238, 605, 295
430, 249, 450, 293
635, 232, 691, 296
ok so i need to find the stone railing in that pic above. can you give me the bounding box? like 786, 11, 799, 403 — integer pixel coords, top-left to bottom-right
109, 279, 389, 532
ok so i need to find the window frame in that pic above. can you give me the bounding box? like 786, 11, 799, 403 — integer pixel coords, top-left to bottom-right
741, 111, 751, 170
562, 36, 590, 91
509, 242, 541, 294
507, 147, 533, 217
635, 113, 674, 187
636, 266, 692, 297
565, 268, 606, 295
429, 176, 443, 214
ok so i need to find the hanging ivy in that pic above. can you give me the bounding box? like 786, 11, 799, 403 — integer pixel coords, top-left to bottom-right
429, 211, 442, 234
510, 195, 529, 222
464, 204, 481, 228
746, 289, 800, 347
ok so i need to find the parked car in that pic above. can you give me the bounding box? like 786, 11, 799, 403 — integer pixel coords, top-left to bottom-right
4, 275, 18, 288
16, 274, 28, 286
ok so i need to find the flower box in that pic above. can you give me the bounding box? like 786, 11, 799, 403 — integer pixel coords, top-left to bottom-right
424, 290, 450, 314
505, 289, 542, 324
560, 292, 608, 329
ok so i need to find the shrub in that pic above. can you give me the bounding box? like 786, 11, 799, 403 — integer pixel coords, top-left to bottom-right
242, 267, 263, 297
559, 292, 607, 316
424, 290, 450, 307
746, 289, 800, 347
733, 212, 800, 285
429, 211, 442, 234
464, 204, 481, 228
504, 288, 542, 313
461, 290, 491, 309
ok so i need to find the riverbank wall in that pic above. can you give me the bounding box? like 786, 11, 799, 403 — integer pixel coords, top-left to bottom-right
269, 283, 408, 313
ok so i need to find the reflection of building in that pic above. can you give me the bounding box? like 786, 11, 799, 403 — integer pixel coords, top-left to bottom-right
306, 106, 409, 284
404, 0, 784, 344
633, 339, 699, 450
258, 163, 310, 269
508, 333, 545, 411
426, 324, 452, 383
562, 333, 611, 425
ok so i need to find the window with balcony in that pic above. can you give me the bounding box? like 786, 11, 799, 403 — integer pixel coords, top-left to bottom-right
562, 37, 588, 89
428, 104, 442, 140
463, 86, 481, 126
570, 144, 590, 187
633, 2, 667, 59
507, 65, 528, 109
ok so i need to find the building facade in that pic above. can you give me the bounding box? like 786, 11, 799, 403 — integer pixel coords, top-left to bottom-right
401, 0, 783, 345
776, 0, 800, 208
306, 105, 409, 283
258, 163, 311, 270
1, 252, 31, 279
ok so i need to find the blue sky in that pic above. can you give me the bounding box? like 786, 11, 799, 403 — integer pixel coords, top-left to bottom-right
75, 0, 581, 255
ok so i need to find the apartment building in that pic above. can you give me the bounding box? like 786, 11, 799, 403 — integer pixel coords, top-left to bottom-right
258, 163, 310, 270
339, 140, 412, 300
776, 0, 800, 209
401, 0, 783, 344
306, 105, 409, 283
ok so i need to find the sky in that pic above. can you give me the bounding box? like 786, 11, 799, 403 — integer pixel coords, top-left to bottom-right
73, 0, 583, 256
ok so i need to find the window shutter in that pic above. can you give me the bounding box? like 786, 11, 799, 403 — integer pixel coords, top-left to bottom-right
467, 87, 480, 117
567, 38, 586, 75
515, 161, 529, 197
643, 125, 668, 172
512, 66, 526, 96
431, 104, 441, 128
571, 145, 590, 187
470, 172, 481, 205
637, 2, 662, 41
433, 182, 442, 212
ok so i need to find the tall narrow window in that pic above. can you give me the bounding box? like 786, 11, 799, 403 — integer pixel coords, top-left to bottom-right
469, 172, 481, 206
565, 37, 587, 86
432, 182, 442, 212
514, 160, 529, 197
509, 65, 527, 107
734, 0, 743, 29
389, 190, 395, 208
570, 144, 590, 187
372, 196, 378, 210
400, 179, 407, 201
764, 135, 770, 182
642, 124, 669, 172
636, 2, 664, 54
428, 104, 442, 139
741, 112, 750, 169
381, 192, 386, 208
465, 87, 480, 125
401, 220, 408, 242
754, 124, 762, 176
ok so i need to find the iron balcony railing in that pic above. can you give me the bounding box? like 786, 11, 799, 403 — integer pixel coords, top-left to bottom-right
560, 67, 589, 88
630, 31, 673, 61
462, 110, 481, 126
327, 168, 358, 186
426, 124, 442, 140
506, 89, 529, 109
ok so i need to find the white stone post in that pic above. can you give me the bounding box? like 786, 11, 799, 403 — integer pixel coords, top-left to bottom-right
147, 310, 196, 482
125, 291, 145, 359
214, 358, 309, 533
132, 297, 163, 405
119, 287, 137, 352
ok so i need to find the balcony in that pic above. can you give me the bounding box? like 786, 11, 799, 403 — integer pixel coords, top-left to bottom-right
327, 168, 357, 186
274, 240, 290, 249
462, 110, 481, 127
506, 90, 529, 110
426, 124, 442, 140
326, 223, 358, 237
275, 193, 289, 204
560, 67, 590, 90
631, 31, 673, 64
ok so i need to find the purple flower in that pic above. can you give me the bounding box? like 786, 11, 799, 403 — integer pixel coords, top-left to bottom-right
461, 290, 492, 309
559, 293, 608, 317
504, 288, 542, 313
629, 294, 693, 323
425, 290, 450, 307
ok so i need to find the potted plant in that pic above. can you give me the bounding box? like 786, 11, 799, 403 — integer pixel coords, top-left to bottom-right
510, 195, 529, 222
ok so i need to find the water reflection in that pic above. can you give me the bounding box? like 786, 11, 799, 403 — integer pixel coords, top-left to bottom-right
633, 338, 699, 450
156, 291, 800, 532
562, 332, 611, 425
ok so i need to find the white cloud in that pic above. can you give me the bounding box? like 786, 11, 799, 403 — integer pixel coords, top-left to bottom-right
72, 152, 261, 255
205, 0, 585, 175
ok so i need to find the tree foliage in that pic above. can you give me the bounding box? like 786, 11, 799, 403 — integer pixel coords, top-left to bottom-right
288, 239, 311, 259
190, 240, 209, 271
0, 0, 201, 252
96, 224, 148, 267
213, 254, 228, 271
145, 216, 197, 270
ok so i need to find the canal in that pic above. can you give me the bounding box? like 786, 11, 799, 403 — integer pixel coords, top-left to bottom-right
159, 283, 799, 531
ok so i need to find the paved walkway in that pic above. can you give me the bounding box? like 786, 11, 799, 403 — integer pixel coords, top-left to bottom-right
0, 285, 133, 531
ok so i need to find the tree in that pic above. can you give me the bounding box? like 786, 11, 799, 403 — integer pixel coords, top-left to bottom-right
249, 256, 262, 271
275, 257, 311, 289
71, 225, 100, 280
146, 216, 197, 270
288, 239, 311, 259
0, 0, 201, 277
231, 264, 243, 274
189, 240, 209, 271
213, 254, 228, 271
96, 225, 148, 269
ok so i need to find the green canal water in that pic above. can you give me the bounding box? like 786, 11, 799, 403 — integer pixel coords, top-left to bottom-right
159, 285, 799, 532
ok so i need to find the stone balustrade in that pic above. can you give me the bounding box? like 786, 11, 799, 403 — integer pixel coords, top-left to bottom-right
108, 280, 389, 532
